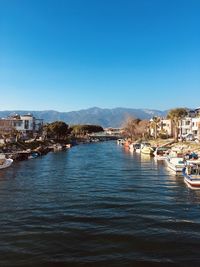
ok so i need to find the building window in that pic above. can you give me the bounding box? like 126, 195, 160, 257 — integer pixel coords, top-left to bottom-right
13, 121, 22, 127
24, 120, 29, 129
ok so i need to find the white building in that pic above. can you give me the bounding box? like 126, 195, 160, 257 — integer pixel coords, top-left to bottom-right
159, 119, 173, 137
179, 117, 200, 139
0, 114, 43, 135
150, 118, 173, 138
13, 115, 34, 132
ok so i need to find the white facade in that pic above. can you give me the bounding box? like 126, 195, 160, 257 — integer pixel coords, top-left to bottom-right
150, 118, 173, 137
0, 114, 43, 134
14, 115, 34, 132
160, 119, 173, 137
179, 117, 192, 135
192, 118, 200, 136
179, 117, 200, 139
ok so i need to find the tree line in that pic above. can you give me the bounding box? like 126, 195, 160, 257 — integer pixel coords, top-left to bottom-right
43, 122, 104, 140
123, 107, 189, 141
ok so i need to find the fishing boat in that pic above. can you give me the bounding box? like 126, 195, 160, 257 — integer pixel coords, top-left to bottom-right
183, 161, 200, 188
154, 147, 170, 160
0, 154, 13, 169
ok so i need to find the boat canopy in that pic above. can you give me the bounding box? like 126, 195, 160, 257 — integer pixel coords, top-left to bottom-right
157, 147, 170, 151
186, 162, 200, 175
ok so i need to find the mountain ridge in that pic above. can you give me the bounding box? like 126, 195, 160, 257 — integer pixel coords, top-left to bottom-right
0, 107, 168, 128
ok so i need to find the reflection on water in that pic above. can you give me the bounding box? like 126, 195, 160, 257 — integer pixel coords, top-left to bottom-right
140, 153, 152, 161
0, 141, 200, 267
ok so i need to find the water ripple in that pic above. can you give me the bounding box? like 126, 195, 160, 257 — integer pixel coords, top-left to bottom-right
0, 142, 200, 266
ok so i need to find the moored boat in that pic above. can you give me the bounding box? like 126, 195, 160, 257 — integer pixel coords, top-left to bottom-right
154, 146, 170, 160
183, 161, 200, 188
165, 156, 185, 174
134, 143, 141, 153
0, 154, 13, 169
117, 139, 125, 145
141, 143, 154, 155
129, 143, 135, 152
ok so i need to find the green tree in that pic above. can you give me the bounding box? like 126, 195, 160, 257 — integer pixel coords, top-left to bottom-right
167, 108, 188, 141
44, 121, 69, 140
69, 124, 104, 137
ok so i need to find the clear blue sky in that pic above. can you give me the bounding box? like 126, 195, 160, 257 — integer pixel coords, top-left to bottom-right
0, 0, 200, 111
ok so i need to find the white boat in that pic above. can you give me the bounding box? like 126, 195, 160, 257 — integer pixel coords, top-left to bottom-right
117, 139, 125, 145
52, 144, 63, 151
154, 147, 170, 160
183, 161, 200, 188
165, 156, 185, 173
0, 154, 13, 169
129, 143, 135, 152
134, 143, 141, 153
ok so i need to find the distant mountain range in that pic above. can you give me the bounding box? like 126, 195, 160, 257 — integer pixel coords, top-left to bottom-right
0, 107, 168, 128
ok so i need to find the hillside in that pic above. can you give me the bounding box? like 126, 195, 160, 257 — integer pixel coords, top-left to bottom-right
0, 107, 168, 128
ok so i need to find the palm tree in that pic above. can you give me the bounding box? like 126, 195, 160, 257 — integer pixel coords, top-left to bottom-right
167, 108, 188, 141
150, 116, 160, 139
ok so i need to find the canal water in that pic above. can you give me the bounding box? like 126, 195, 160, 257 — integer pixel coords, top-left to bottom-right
0, 141, 200, 267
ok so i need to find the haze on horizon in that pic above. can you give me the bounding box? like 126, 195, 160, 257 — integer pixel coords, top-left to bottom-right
0, 0, 200, 112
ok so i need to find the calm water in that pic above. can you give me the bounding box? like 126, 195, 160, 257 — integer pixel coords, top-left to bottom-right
0, 141, 200, 267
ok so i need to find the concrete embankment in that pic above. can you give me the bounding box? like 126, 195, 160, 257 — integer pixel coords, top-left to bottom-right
149, 138, 200, 156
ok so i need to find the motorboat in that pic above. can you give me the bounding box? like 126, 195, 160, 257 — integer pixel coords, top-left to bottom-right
0, 154, 13, 169
117, 139, 125, 145
129, 143, 135, 152
129, 143, 142, 152
134, 143, 141, 153
183, 161, 200, 188
165, 156, 185, 173
141, 143, 154, 155
53, 144, 63, 151
154, 146, 170, 160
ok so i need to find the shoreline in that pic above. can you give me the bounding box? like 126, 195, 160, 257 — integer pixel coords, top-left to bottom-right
148, 138, 200, 156
0, 137, 116, 163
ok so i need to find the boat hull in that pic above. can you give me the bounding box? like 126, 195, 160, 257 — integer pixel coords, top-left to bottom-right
165, 157, 184, 173
0, 159, 13, 169
154, 155, 167, 161
135, 149, 141, 153
183, 169, 200, 188
141, 147, 154, 155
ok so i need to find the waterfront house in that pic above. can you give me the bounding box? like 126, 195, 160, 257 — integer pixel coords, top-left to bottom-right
0, 114, 43, 137
149, 118, 173, 138
149, 108, 200, 141
159, 119, 173, 137
179, 116, 200, 140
